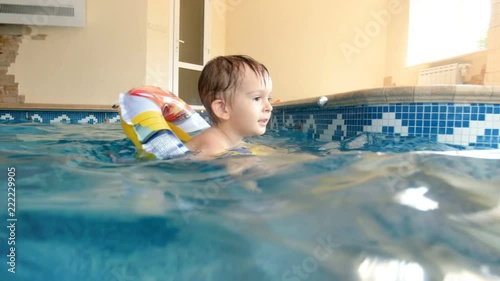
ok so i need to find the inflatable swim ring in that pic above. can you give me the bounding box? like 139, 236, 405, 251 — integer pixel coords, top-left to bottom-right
118, 86, 210, 159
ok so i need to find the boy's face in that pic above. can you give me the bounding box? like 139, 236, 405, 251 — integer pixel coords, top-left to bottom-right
226, 65, 273, 137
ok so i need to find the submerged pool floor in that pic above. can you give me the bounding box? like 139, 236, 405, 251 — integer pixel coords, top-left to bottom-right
0, 123, 499, 281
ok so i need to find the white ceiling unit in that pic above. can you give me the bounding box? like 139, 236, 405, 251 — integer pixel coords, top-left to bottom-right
0, 0, 85, 27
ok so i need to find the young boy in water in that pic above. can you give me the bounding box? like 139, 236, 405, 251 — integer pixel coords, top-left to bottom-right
185, 55, 274, 158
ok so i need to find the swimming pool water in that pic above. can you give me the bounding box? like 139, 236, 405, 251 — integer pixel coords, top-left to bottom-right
0, 123, 499, 281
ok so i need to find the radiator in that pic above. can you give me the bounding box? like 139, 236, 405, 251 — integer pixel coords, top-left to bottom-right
417, 63, 466, 85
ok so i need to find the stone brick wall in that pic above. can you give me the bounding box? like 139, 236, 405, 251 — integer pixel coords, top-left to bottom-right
0, 33, 24, 103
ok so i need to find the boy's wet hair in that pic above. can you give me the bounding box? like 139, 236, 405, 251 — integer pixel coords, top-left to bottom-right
198, 55, 269, 124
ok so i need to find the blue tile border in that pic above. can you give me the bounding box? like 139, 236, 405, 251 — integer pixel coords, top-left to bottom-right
271, 103, 500, 149
0, 110, 121, 124
3, 103, 500, 149
2, 102, 500, 149
0, 110, 211, 125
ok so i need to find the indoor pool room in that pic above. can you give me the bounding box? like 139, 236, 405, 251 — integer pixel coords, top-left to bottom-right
1, 0, 500, 281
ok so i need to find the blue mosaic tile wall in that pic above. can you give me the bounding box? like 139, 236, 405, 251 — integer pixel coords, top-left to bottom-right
3, 102, 500, 149
271, 103, 500, 149
0, 111, 121, 124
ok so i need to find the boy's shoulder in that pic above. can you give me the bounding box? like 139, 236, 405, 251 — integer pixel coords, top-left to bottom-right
186, 131, 276, 159
185, 128, 226, 157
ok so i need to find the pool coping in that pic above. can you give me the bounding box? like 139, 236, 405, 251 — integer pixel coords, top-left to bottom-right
273, 85, 500, 108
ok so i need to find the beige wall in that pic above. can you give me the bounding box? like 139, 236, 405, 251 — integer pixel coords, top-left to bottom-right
225, 0, 391, 102
211, 0, 226, 58
8, 0, 226, 105
224, 0, 489, 101
6, 0, 492, 105
10, 0, 148, 105
385, 0, 488, 86
146, 0, 171, 89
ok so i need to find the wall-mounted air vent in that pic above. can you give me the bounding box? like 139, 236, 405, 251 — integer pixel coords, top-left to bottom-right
0, 0, 85, 27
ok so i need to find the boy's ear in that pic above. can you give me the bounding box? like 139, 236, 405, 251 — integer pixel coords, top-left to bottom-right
211, 99, 230, 121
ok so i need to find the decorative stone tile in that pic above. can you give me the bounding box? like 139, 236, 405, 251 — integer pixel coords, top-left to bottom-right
355, 88, 386, 104
326, 92, 358, 107
414, 85, 455, 102
454, 85, 493, 103
384, 86, 414, 103
490, 86, 500, 103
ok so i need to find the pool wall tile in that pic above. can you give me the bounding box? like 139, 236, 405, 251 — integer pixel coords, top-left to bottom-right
2, 86, 500, 149
272, 103, 500, 149
0, 111, 121, 124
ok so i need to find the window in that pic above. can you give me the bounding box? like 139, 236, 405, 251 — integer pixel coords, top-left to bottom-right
407, 0, 491, 66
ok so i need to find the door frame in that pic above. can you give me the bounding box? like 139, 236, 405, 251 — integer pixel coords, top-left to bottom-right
169, 0, 211, 109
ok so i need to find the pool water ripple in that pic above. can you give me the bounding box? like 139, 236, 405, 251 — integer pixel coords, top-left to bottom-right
0, 123, 499, 281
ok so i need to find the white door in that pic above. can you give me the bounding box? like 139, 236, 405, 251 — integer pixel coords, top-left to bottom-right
171, 0, 211, 107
